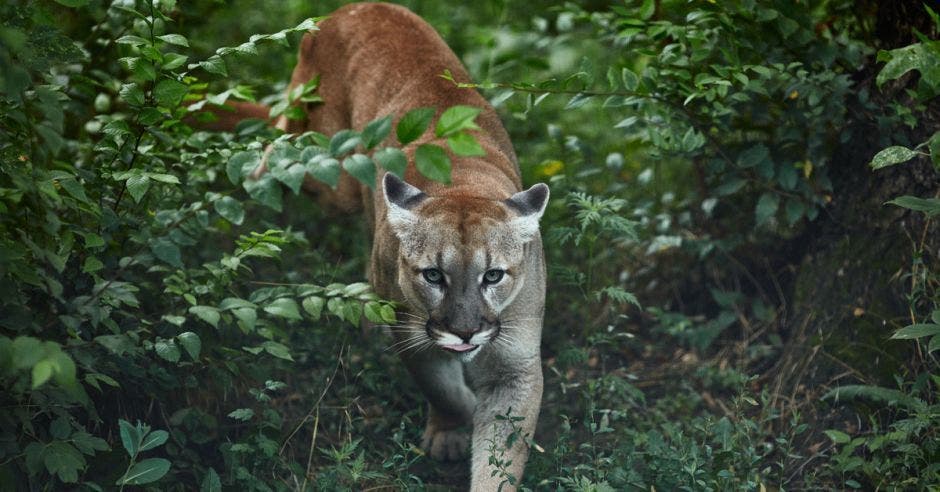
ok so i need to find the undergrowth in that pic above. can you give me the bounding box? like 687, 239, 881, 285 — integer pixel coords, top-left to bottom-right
1, 0, 938, 490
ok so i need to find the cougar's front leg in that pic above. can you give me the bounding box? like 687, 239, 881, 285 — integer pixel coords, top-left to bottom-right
469, 358, 543, 491
399, 350, 477, 461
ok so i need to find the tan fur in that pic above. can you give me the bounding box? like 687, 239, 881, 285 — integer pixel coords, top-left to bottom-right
204, 4, 547, 489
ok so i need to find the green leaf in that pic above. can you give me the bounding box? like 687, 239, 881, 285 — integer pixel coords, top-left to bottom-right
227, 151, 260, 185
198, 55, 227, 76
372, 147, 407, 177
876, 44, 940, 87
244, 175, 283, 212
32, 360, 54, 388
268, 142, 301, 169
219, 297, 257, 310
55, 175, 91, 203
227, 408, 254, 421
785, 199, 805, 226
380, 305, 397, 324
154, 79, 188, 108
43, 442, 86, 483
147, 173, 180, 184
737, 144, 770, 169
270, 163, 307, 195
82, 256, 104, 273
447, 132, 485, 157
214, 196, 245, 225
117, 458, 171, 485
119, 420, 140, 457
189, 306, 220, 328
12, 337, 43, 369
177, 332, 201, 360
126, 174, 151, 203
397, 107, 435, 145
890, 323, 940, 339
621, 68, 639, 90
264, 298, 302, 320
363, 301, 387, 324
116, 36, 149, 47
824, 429, 850, 444
138, 430, 168, 452
201, 468, 222, 492
232, 307, 257, 331
435, 105, 481, 137
302, 296, 325, 320
49, 351, 75, 386
822, 385, 923, 410
361, 115, 392, 148
329, 130, 361, 156
54, 0, 89, 6
71, 432, 110, 455
150, 237, 182, 268
95, 335, 137, 356
157, 34, 189, 47
869, 146, 919, 170
119, 83, 145, 106
415, 144, 451, 184
713, 178, 746, 196
162, 52, 188, 70
155, 339, 181, 363
50, 417, 71, 440
343, 154, 376, 189
928, 335, 940, 354
343, 282, 371, 297
261, 341, 293, 361
305, 154, 341, 188
755, 193, 779, 225
928, 131, 940, 167
342, 300, 362, 327
885, 196, 940, 216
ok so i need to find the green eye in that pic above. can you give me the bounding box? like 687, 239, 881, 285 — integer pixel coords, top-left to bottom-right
483, 269, 504, 284
422, 268, 444, 284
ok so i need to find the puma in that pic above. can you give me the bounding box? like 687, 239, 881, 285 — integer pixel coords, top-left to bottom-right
200, 3, 548, 489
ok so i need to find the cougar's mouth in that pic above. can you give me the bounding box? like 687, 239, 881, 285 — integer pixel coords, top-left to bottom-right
441, 343, 478, 353
430, 325, 499, 355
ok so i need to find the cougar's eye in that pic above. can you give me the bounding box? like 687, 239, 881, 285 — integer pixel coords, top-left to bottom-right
483, 269, 505, 284
422, 268, 444, 285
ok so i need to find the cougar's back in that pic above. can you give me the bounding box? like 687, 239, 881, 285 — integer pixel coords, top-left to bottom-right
287, 2, 522, 214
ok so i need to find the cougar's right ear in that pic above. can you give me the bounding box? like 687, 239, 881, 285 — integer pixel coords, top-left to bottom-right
505, 183, 550, 242
383, 173, 426, 239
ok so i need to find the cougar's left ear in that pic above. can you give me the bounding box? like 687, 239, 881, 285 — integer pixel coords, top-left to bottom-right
505, 183, 550, 242
383, 172, 426, 239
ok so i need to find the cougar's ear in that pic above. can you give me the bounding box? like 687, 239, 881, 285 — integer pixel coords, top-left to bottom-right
382, 172, 426, 239
505, 183, 550, 242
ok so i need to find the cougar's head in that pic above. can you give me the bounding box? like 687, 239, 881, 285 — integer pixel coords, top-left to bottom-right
382, 173, 548, 359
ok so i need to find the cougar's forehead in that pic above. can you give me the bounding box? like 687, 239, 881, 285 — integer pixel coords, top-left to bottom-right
404, 196, 518, 264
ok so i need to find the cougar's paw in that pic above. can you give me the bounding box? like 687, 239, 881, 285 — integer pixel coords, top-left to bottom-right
421, 427, 470, 461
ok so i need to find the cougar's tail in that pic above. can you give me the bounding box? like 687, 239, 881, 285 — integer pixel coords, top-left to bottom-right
186, 101, 273, 132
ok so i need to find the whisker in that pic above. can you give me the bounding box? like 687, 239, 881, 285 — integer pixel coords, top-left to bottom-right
386, 333, 426, 351
396, 337, 433, 355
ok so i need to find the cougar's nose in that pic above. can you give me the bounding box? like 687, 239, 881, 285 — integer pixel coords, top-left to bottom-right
450, 326, 481, 342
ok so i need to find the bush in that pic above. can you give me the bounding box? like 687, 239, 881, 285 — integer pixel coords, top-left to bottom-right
1, 0, 937, 490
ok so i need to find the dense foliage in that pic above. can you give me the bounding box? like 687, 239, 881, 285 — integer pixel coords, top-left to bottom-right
1, 0, 937, 490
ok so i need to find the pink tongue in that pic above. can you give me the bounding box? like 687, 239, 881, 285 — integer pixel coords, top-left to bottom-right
443, 343, 476, 352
